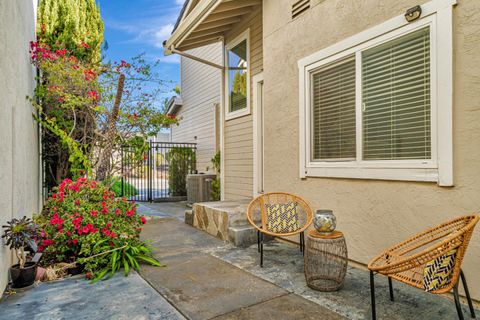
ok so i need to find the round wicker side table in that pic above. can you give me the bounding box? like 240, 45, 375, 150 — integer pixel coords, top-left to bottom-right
304, 230, 348, 291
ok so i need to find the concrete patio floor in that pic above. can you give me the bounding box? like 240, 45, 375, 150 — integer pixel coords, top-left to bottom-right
0, 271, 185, 320
1, 201, 477, 319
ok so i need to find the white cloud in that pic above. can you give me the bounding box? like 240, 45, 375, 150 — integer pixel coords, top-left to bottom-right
157, 54, 180, 64
153, 24, 175, 47
175, 0, 185, 5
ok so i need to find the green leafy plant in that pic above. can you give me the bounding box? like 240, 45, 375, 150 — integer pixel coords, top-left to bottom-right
166, 147, 196, 196
211, 151, 221, 201
37, 176, 151, 277
108, 178, 138, 197
79, 239, 162, 283
2, 217, 39, 268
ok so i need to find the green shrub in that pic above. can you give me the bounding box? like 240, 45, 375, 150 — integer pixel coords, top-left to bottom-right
211, 151, 220, 201
109, 178, 138, 197
37, 177, 160, 278
166, 147, 196, 196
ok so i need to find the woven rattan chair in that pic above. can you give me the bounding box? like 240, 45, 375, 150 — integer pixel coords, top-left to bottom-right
368, 215, 479, 320
246, 192, 314, 267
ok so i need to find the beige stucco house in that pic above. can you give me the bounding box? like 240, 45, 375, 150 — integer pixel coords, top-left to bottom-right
165, 0, 480, 301
0, 0, 41, 291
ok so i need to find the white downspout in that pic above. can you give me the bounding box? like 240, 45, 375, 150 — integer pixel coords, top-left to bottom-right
220, 38, 226, 201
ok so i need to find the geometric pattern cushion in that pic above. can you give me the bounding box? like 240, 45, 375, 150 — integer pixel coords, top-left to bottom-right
265, 202, 300, 234
423, 249, 457, 292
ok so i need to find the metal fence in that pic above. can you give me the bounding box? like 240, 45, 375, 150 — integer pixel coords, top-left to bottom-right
121, 142, 197, 202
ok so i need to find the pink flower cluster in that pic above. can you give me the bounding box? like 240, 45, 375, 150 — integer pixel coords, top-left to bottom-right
50, 213, 64, 231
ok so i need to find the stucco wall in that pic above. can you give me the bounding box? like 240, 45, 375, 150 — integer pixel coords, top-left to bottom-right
262, 0, 480, 299
0, 0, 40, 292
173, 42, 222, 173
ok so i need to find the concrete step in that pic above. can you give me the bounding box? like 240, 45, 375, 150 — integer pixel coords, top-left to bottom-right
228, 224, 257, 247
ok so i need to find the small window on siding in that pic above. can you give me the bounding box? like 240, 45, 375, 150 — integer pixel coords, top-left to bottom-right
312, 58, 356, 160
362, 27, 431, 160
227, 39, 248, 113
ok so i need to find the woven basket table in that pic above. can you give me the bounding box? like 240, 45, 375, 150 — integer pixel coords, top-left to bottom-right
304, 230, 348, 291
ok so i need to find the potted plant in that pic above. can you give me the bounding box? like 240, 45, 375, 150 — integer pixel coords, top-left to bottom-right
2, 216, 39, 288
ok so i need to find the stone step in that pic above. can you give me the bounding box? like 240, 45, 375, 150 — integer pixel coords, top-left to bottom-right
186, 200, 265, 246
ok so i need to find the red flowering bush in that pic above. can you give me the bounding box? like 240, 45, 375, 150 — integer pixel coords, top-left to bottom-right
37, 177, 148, 274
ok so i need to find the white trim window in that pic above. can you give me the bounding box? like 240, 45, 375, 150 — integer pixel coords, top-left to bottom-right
298, 0, 454, 186
225, 29, 250, 120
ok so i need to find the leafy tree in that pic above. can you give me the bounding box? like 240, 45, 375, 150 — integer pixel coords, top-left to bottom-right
232, 72, 246, 96
37, 0, 104, 63
29, 44, 177, 184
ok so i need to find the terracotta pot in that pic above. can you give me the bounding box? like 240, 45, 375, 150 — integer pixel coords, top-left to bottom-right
10, 262, 37, 288
36, 266, 47, 281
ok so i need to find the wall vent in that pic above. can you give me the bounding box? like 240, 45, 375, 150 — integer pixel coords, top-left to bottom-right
292, 0, 310, 19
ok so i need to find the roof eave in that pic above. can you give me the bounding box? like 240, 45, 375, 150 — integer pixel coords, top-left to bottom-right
164, 0, 223, 55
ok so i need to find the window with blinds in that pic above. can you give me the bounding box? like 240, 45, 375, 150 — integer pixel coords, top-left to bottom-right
362, 27, 431, 160
310, 26, 432, 164
312, 58, 356, 160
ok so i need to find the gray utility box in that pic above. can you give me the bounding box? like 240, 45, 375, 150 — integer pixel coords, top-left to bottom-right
186, 174, 217, 204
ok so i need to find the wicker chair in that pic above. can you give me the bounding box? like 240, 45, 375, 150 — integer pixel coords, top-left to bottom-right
368, 214, 479, 320
246, 192, 314, 267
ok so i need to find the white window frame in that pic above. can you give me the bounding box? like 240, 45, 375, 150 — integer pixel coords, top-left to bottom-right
225, 29, 250, 120
298, 0, 454, 186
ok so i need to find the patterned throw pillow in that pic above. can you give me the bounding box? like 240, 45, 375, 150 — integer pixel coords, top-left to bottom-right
265, 202, 300, 234
423, 249, 457, 292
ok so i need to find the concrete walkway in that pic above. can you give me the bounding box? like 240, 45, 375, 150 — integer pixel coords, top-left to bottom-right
0, 271, 185, 320
140, 216, 343, 320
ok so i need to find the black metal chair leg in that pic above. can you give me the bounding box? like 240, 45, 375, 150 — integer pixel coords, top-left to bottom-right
257, 230, 260, 253
460, 269, 476, 318
454, 282, 465, 320
299, 232, 304, 254
301, 232, 305, 255
388, 277, 394, 302
299, 232, 302, 252
370, 271, 376, 320
260, 232, 264, 268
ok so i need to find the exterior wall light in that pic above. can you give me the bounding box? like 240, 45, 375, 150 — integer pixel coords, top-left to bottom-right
405, 5, 422, 22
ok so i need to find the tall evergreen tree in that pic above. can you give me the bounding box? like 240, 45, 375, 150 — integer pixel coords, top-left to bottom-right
37, 0, 104, 63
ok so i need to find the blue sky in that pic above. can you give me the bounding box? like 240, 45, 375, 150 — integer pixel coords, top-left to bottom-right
99, 0, 184, 100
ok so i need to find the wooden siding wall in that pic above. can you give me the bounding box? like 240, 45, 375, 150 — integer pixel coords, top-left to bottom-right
223, 8, 263, 200
172, 42, 222, 173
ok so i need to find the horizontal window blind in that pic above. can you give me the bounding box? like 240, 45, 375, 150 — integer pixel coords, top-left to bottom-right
312, 58, 356, 160
362, 27, 431, 160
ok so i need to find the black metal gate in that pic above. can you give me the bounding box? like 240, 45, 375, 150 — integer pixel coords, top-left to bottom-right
121, 142, 197, 202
